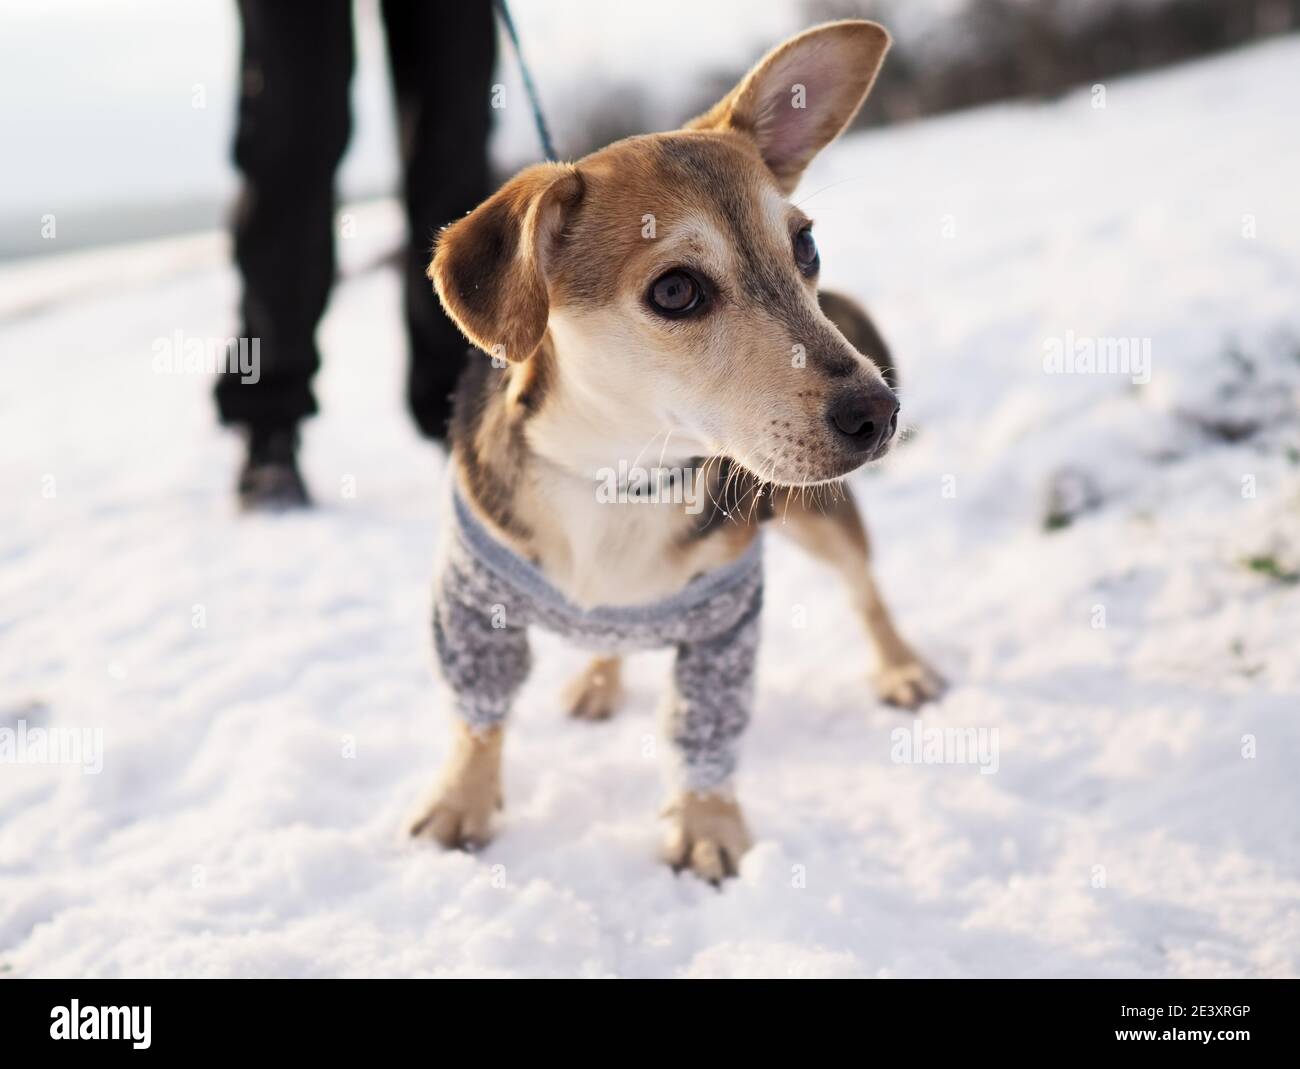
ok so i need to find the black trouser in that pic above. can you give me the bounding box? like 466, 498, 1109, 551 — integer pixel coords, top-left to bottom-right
215, 0, 496, 438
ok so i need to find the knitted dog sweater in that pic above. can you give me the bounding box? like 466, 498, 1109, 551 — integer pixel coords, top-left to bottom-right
433, 484, 763, 790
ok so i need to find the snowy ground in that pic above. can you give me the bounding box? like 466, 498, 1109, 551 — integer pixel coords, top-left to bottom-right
3, 38, 1299, 978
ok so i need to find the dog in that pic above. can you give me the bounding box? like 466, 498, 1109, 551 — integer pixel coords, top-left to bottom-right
410, 20, 944, 882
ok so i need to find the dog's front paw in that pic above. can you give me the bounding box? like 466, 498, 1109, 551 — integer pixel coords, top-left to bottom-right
409, 723, 503, 850
661, 792, 752, 884
561, 656, 623, 721
409, 789, 497, 850
874, 657, 947, 709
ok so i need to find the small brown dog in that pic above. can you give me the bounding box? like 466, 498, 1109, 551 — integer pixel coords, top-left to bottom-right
412, 20, 944, 881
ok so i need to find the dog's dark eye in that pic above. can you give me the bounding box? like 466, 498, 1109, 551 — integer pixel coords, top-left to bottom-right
794, 227, 819, 275
649, 270, 703, 316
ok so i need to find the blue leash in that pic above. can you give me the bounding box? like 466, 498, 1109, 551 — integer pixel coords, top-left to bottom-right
493, 0, 559, 162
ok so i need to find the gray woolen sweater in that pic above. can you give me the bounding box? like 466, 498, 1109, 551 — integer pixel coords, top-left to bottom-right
433, 484, 763, 791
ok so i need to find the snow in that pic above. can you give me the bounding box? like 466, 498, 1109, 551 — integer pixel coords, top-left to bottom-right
3, 37, 1299, 978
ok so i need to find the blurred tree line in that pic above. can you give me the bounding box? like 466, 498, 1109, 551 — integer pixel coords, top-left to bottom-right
806, 0, 1299, 125
558, 0, 1296, 157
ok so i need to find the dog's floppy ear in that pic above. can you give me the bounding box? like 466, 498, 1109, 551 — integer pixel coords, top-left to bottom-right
429, 162, 582, 364
686, 20, 890, 194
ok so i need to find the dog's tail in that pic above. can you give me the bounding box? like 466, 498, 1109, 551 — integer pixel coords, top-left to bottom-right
818, 289, 897, 390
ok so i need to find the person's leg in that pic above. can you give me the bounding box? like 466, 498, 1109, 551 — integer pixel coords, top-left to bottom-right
380, 0, 497, 440
217, 0, 354, 437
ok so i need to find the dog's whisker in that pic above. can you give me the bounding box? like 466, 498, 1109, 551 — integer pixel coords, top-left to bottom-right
738, 459, 773, 524
793, 173, 874, 208
656, 429, 673, 474
701, 453, 728, 520
628, 426, 671, 474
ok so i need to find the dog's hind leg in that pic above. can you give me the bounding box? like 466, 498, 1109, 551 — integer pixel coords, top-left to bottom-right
561, 655, 624, 721
772, 486, 945, 709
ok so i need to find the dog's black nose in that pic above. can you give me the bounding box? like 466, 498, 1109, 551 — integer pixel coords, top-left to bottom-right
827, 389, 899, 455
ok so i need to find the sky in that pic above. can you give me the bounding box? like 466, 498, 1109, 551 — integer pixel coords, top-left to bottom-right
0, 0, 820, 257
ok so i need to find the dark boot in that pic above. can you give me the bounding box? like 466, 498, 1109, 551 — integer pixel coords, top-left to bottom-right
238, 426, 310, 512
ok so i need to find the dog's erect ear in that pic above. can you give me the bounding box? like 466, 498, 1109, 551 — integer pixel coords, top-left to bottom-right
686, 21, 890, 194
429, 162, 582, 364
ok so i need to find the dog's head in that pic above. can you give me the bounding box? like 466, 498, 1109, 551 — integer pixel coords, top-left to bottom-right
431, 21, 896, 486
